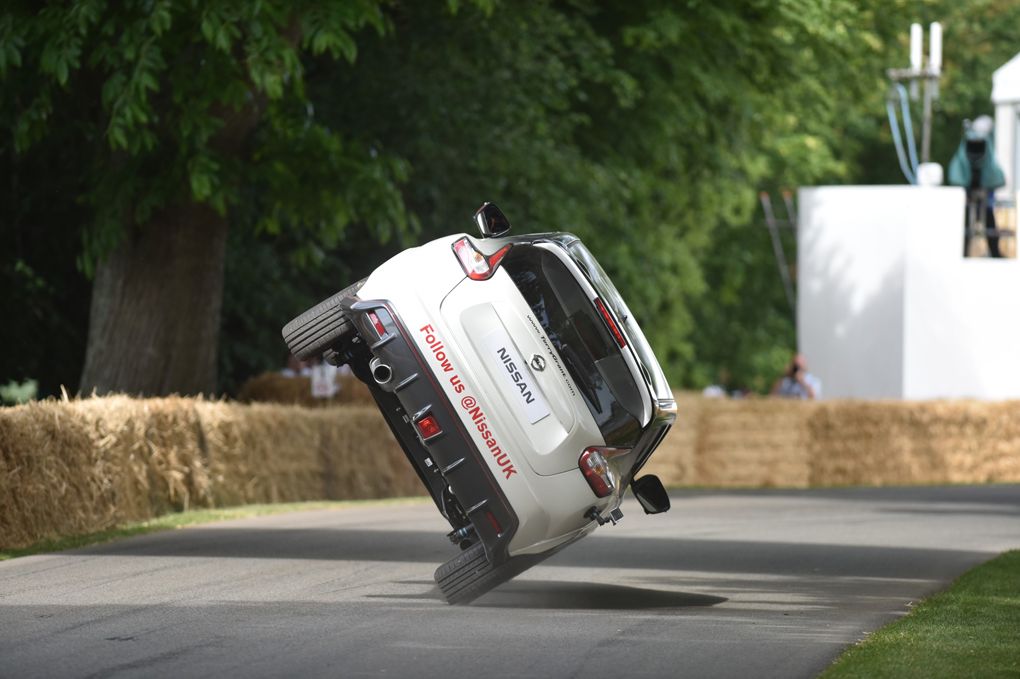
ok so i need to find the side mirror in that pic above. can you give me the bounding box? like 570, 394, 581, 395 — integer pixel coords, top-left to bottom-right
474, 202, 512, 238
631, 475, 670, 514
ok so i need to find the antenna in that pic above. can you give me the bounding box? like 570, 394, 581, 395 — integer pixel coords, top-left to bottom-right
929, 22, 942, 99
887, 22, 944, 175
909, 23, 922, 99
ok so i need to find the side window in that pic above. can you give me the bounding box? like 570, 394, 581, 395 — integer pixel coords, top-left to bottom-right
503, 246, 644, 446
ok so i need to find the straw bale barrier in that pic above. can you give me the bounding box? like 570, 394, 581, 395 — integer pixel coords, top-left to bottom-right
643, 396, 1020, 488
0, 397, 420, 549
3, 393, 1020, 550
643, 395, 819, 488
807, 400, 1020, 486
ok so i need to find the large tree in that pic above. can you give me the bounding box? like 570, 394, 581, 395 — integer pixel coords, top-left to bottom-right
2, 1, 411, 395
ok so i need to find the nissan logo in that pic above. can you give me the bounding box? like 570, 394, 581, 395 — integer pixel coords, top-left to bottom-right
530, 354, 546, 372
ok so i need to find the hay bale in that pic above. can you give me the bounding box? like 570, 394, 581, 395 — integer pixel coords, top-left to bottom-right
641, 393, 700, 486
695, 398, 817, 487
808, 400, 1020, 486
198, 402, 421, 505
0, 396, 418, 549
80, 396, 210, 513
644, 396, 1020, 489
644, 395, 817, 488
5, 390, 1020, 550
0, 400, 117, 548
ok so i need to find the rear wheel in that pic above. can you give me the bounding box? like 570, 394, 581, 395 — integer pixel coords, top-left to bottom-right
282, 279, 365, 361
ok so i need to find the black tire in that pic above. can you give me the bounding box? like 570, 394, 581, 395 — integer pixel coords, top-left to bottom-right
434, 543, 498, 605
434, 543, 547, 605
282, 279, 366, 361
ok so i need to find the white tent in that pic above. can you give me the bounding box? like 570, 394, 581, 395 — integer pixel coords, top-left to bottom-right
992, 53, 1020, 202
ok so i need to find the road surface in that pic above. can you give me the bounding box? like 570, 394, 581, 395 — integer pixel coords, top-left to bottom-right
2, 485, 1018, 678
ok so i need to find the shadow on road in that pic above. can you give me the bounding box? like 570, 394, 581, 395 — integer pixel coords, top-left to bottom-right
473, 581, 727, 610
83, 526, 991, 581
369, 581, 727, 610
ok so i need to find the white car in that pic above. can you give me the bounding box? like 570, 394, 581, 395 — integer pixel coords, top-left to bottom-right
283, 204, 676, 604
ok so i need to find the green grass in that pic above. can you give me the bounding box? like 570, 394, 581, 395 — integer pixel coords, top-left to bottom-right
822, 550, 1020, 679
0, 497, 429, 561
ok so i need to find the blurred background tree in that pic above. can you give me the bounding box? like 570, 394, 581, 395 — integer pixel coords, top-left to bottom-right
2, 0, 1019, 398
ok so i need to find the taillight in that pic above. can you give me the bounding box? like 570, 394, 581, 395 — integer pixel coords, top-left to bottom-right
579, 447, 624, 498
485, 510, 503, 535
367, 311, 387, 337
452, 237, 512, 281
594, 298, 626, 348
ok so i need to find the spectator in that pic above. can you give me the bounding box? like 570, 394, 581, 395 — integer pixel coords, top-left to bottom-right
310, 359, 340, 399
948, 115, 1007, 258
771, 353, 821, 400
702, 368, 731, 398
702, 384, 726, 399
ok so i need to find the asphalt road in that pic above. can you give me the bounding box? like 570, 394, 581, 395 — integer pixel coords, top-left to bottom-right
2, 485, 1019, 679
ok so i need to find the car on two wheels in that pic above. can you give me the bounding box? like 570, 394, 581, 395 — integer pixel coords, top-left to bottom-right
282, 203, 675, 604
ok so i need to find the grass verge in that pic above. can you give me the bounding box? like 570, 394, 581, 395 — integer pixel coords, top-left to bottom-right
0, 497, 429, 562
822, 550, 1020, 678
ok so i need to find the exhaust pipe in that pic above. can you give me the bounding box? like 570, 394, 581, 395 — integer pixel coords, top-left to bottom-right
370, 358, 392, 385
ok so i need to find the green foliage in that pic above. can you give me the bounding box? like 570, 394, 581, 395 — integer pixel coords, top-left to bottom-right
4, 0, 1020, 395
0, 378, 38, 405
217, 220, 403, 394
2, 0, 408, 276
0, 0, 424, 393
314, 1, 899, 386
0, 84, 92, 396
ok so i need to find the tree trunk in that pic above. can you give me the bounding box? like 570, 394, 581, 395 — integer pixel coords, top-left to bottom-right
79, 204, 228, 396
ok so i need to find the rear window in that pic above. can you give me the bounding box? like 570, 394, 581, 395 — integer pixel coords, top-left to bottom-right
503, 245, 645, 446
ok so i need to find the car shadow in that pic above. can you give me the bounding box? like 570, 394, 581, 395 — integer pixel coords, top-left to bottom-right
370, 580, 726, 610
83, 526, 993, 581
472, 581, 727, 610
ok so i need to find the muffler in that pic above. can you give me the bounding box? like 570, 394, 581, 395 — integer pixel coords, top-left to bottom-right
369, 358, 393, 385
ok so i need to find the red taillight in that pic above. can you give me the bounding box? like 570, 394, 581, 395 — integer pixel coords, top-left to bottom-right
367, 311, 387, 337
594, 298, 626, 348
452, 237, 512, 281
414, 414, 442, 440
485, 510, 503, 535
579, 447, 622, 498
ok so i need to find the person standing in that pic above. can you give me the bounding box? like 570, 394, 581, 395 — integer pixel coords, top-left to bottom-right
948, 115, 1007, 258
771, 353, 821, 400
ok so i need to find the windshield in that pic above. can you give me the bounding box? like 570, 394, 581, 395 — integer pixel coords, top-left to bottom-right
503, 245, 645, 447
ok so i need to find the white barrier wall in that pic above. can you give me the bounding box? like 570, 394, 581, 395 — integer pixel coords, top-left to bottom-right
798, 186, 1020, 400
993, 52, 1020, 202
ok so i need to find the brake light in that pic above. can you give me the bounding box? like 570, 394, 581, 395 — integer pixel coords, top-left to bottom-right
367, 311, 387, 337
579, 447, 621, 498
594, 298, 626, 348
414, 413, 442, 440
485, 510, 503, 535
452, 237, 512, 281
